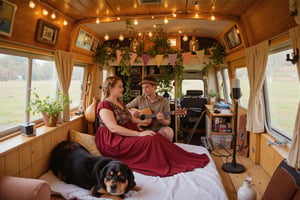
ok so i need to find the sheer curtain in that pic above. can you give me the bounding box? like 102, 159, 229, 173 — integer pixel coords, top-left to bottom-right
287, 26, 300, 169
245, 40, 269, 133
54, 50, 75, 122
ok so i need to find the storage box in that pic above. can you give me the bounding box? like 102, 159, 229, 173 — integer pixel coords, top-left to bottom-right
211, 134, 233, 149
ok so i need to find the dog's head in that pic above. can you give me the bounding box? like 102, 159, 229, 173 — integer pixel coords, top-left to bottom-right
92, 160, 136, 197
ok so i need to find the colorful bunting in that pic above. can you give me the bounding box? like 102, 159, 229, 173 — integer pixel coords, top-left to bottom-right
154, 55, 163, 67
130, 53, 137, 65
196, 50, 205, 63
168, 53, 178, 67
142, 54, 150, 65
116, 50, 122, 65
182, 52, 191, 65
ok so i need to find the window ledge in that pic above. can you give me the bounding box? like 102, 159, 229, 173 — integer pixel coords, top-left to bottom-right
0, 115, 83, 155
262, 133, 290, 159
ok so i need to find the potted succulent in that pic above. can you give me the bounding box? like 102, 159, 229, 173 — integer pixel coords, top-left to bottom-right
209, 90, 219, 104
27, 91, 71, 127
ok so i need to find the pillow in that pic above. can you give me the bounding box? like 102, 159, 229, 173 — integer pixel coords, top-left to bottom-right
68, 130, 102, 156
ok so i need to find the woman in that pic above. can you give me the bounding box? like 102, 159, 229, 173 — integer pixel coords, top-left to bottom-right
95, 76, 209, 177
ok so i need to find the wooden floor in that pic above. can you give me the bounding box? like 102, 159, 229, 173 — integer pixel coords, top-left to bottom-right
211, 148, 271, 200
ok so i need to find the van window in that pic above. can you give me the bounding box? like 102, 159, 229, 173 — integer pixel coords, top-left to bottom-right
235, 67, 250, 108
265, 48, 299, 139
0, 53, 28, 133
0, 50, 85, 138
182, 79, 204, 96
223, 68, 232, 104
216, 70, 224, 100
69, 66, 84, 109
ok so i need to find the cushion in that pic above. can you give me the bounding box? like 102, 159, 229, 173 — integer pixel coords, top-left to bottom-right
262, 160, 300, 200
0, 176, 51, 200
68, 130, 102, 156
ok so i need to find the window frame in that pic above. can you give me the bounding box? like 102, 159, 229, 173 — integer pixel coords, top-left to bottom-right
0, 48, 86, 138
263, 41, 296, 141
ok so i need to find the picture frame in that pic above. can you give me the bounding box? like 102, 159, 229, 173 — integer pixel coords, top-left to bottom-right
76, 29, 94, 51
35, 19, 59, 45
0, 0, 17, 37
224, 25, 241, 49
90, 37, 99, 52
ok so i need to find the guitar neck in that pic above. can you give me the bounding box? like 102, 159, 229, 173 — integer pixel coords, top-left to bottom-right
143, 111, 174, 119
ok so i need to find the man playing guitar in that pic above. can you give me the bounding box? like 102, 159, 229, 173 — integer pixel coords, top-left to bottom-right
126, 76, 174, 141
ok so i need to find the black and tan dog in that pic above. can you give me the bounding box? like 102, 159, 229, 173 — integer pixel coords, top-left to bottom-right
50, 141, 140, 199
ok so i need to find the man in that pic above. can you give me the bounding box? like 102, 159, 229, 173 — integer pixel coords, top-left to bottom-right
126, 76, 174, 141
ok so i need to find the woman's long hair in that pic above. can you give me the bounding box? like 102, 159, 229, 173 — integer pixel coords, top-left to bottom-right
101, 76, 122, 100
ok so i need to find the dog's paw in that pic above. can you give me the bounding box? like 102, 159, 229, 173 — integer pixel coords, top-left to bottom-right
132, 185, 141, 191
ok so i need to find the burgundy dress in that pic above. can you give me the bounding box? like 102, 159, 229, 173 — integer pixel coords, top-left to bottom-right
95, 100, 209, 177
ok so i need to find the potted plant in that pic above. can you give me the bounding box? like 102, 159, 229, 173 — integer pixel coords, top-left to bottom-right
209, 90, 219, 104
27, 91, 71, 127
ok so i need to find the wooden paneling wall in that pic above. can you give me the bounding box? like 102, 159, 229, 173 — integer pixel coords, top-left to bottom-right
241, 0, 296, 46
0, 117, 85, 179
0, 0, 73, 51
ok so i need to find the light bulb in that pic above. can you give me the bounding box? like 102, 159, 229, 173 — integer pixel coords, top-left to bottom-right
42, 9, 48, 16
164, 17, 169, 24
119, 34, 124, 41
183, 34, 189, 42
29, 0, 35, 8
63, 20, 68, 26
51, 12, 56, 19
104, 34, 109, 40
96, 18, 100, 24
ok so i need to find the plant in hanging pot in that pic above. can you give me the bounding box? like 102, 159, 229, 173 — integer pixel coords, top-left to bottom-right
27, 91, 71, 127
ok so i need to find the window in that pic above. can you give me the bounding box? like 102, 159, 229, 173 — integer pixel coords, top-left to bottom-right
31, 59, 58, 121
216, 70, 224, 100
182, 79, 205, 96
0, 53, 28, 133
0, 50, 85, 137
265, 48, 299, 139
223, 68, 232, 104
69, 66, 84, 109
235, 67, 250, 108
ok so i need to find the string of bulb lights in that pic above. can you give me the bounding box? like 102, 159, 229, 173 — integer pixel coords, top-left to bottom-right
28, 0, 71, 26
28, 0, 218, 41
94, 12, 216, 41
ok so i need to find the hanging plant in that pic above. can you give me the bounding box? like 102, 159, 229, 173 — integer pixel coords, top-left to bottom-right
203, 42, 226, 71
94, 42, 118, 69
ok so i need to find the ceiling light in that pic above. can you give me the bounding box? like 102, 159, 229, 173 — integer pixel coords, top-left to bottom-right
119, 34, 124, 41
42, 8, 48, 16
51, 11, 56, 19
211, 14, 215, 20
29, 0, 36, 8
183, 34, 189, 42
96, 18, 100, 24
178, 29, 183, 34
104, 34, 110, 40
63, 20, 68, 26
164, 16, 169, 24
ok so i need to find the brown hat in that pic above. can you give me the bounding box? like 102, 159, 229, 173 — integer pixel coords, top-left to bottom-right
139, 76, 159, 86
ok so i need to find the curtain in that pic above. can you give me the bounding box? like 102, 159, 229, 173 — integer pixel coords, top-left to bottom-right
245, 40, 269, 133
287, 26, 300, 169
54, 50, 75, 122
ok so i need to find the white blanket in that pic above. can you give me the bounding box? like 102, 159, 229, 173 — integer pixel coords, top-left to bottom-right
39, 143, 228, 200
